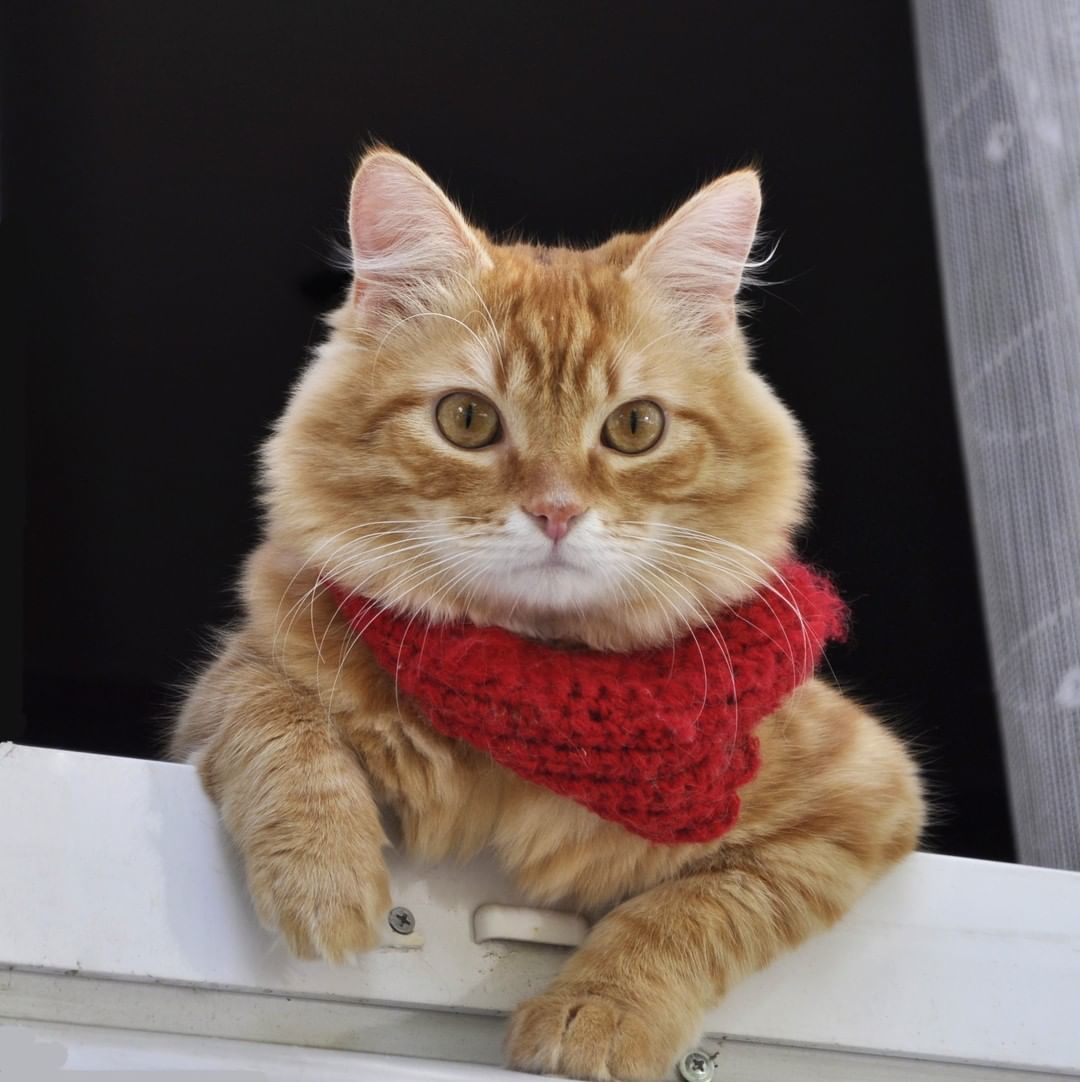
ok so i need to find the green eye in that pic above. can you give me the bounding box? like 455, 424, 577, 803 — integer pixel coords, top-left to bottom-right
602, 399, 665, 454
435, 392, 502, 449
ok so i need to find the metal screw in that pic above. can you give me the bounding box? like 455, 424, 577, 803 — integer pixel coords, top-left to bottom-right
677, 1048, 716, 1082
387, 906, 415, 935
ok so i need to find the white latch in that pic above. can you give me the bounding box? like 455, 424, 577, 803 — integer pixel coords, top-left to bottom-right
472, 904, 588, 948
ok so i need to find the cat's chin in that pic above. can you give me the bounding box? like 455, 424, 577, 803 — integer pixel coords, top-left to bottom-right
448, 571, 688, 652
481, 561, 613, 610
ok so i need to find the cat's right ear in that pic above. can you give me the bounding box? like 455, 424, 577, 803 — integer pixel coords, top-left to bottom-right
347, 150, 492, 321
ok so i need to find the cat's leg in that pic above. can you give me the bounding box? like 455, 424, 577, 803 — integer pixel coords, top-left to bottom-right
506, 690, 923, 1081
178, 640, 391, 962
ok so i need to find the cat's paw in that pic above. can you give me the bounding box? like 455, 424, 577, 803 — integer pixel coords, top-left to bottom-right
245, 842, 392, 964
506, 986, 689, 1081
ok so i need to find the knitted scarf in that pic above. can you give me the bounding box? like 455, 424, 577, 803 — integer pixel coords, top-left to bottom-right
331, 561, 846, 845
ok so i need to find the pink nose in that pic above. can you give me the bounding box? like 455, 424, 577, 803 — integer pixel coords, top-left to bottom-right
524, 500, 586, 542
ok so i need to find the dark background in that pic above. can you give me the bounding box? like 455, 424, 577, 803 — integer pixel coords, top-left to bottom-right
6, 1, 1015, 860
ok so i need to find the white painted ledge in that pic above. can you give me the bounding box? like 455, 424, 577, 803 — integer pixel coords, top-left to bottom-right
1, 743, 1078, 1079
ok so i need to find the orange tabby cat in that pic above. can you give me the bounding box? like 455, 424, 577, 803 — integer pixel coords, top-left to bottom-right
171, 149, 923, 1081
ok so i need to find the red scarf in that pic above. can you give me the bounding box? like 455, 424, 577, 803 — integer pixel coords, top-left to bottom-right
332, 561, 845, 844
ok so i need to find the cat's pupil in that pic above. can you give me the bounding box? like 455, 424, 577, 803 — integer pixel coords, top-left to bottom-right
464, 402, 474, 429
629, 409, 639, 435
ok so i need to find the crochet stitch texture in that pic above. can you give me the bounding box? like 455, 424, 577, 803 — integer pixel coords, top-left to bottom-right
333, 561, 846, 844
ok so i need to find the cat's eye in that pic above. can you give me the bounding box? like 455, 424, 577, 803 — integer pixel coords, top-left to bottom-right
601, 399, 665, 454
435, 392, 502, 449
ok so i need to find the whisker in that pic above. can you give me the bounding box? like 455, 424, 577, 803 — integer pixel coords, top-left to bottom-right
277, 529, 461, 669
618, 521, 817, 678
619, 553, 716, 725
270, 517, 484, 665
621, 533, 803, 680
323, 551, 477, 719
395, 558, 487, 717
309, 533, 485, 662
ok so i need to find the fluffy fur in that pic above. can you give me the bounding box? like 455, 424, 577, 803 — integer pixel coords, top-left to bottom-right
171, 149, 923, 1082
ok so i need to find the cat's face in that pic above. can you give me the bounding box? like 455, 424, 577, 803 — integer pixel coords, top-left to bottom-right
264, 151, 809, 648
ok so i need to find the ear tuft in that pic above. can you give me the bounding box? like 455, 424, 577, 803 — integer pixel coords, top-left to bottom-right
347, 150, 491, 318
625, 170, 762, 337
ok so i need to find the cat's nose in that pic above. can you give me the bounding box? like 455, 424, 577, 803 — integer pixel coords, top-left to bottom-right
523, 500, 586, 542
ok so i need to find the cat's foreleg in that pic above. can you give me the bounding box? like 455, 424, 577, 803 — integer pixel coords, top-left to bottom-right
181, 644, 391, 962
506, 706, 922, 1081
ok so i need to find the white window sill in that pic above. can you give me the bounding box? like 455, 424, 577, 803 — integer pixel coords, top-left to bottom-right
1, 743, 1078, 1078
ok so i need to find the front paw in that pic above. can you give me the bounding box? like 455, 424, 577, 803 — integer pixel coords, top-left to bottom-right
507, 986, 693, 1081
245, 839, 392, 963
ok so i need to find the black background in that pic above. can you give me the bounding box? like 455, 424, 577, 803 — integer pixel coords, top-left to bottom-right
7, 1, 1015, 860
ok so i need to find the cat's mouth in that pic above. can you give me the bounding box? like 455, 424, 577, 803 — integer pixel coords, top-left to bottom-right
528, 546, 582, 571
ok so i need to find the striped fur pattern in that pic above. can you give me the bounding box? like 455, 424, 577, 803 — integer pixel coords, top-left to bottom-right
172, 150, 923, 1081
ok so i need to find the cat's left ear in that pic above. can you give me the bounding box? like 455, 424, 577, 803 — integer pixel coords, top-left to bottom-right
624, 169, 762, 338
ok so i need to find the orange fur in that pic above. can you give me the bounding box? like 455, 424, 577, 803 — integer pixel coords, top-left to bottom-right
171, 149, 923, 1081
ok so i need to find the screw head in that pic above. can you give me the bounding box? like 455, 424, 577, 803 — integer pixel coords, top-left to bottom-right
677, 1049, 715, 1082
387, 906, 415, 935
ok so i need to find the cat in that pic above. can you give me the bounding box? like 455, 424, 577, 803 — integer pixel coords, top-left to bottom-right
171, 148, 924, 1081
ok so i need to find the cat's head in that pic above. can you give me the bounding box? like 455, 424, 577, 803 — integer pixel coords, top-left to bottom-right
263, 150, 809, 649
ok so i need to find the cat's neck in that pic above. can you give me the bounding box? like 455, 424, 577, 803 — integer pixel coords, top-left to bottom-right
450, 596, 711, 653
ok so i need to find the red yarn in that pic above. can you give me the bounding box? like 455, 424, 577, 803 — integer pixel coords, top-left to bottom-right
331, 561, 846, 845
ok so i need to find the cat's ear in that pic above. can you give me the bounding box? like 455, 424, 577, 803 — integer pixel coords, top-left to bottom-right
625, 169, 762, 338
347, 150, 492, 319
